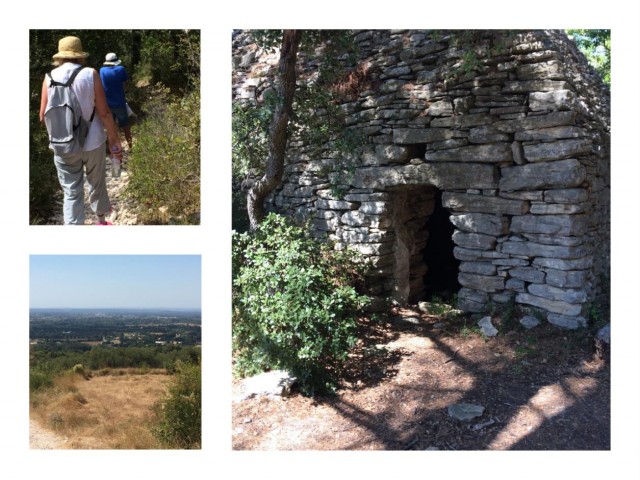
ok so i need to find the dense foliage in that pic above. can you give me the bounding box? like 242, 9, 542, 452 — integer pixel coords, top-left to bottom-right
152, 361, 201, 449
29, 29, 200, 224
232, 213, 369, 394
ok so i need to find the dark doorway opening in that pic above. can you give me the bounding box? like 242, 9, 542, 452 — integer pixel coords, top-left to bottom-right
422, 190, 460, 300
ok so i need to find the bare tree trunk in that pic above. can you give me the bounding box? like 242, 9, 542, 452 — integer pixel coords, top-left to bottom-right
247, 30, 302, 230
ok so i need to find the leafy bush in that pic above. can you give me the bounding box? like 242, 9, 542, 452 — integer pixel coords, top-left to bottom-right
232, 213, 369, 394
135, 30, 200, 92
126, 83, 200, 224
152, 362, 201, 449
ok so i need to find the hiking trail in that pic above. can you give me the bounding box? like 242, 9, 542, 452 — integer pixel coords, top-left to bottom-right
47, 148, 139, 225
29, 419, 67, 449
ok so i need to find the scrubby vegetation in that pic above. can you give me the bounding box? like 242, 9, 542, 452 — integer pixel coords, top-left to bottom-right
126, 83, 200, 224
232, 213, 369, 395
30, 344, 200, 392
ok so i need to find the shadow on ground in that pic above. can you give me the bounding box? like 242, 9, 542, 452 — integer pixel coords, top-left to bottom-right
314, 311, 610, 450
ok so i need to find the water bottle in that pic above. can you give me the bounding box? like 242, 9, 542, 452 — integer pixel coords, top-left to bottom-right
111, 145, 122, 178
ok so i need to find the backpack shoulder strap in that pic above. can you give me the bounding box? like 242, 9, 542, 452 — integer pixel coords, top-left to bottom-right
66, 66, 85, 86
46, 71, 57, 86
47, 65, 85, 87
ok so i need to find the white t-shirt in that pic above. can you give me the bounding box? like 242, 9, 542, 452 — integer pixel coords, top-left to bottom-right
46, 62, 107, 152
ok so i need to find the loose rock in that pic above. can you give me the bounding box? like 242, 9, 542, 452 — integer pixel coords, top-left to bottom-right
477, 316, 498, 336
519, 315, 541, 329
448, 403, 485, 421
239, 370, 297, 400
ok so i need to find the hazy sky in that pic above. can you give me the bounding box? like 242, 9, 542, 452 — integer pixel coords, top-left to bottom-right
30, 255, 201, 309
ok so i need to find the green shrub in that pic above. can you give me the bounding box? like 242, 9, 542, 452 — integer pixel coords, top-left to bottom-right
232, 213, 369, 395
152, 362, 201, 449
126, 83, 200, 224
30, 370, 54, 392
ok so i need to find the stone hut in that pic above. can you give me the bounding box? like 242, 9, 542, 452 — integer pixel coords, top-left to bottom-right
232, 30, 610, 329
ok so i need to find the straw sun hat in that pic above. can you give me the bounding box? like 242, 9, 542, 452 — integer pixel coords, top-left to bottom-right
52, 36, 89, 60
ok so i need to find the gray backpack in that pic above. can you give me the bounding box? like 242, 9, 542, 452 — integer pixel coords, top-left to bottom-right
44, 66, 95, 158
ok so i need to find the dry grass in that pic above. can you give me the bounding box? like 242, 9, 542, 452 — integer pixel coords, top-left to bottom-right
30, 369, 172, 449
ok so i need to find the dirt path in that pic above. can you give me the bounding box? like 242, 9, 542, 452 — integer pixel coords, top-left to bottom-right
47, 149, 139, 225
29, 419, 67, 449
232, 308, 610, 450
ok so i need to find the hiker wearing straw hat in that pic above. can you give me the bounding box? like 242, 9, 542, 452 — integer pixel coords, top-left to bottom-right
100, 52, 133, 151
39, 36, 122, 225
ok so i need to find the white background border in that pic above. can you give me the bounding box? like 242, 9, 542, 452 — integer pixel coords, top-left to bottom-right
2, 1, 638, 479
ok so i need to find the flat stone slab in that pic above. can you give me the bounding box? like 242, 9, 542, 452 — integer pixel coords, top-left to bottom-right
478, 316, 498, 336
424, 143, 512, 163
450, 213, 510, 236
239, 370, 297, 400
448, 403, 485, 421
519, 315, 541, 329
547, 313, 587, 329
499, 158, 586, 191
351, 162, 498, 190
443, 192, 528, 215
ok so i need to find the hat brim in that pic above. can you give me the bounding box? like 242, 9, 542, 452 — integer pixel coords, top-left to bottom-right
103, 60, 122, 66
53, 51, 90, 60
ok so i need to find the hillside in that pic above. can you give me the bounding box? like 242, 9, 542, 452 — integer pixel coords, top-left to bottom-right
30, 369, 172, 449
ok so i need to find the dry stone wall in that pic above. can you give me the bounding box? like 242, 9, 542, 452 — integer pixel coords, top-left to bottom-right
232, 30, 610, 328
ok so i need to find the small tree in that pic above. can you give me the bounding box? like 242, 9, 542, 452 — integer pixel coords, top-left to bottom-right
232, 30, 362, 231
245, 30, 301, 230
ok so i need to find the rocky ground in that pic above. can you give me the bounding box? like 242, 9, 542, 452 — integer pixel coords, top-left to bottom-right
232, 305, 610, 450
